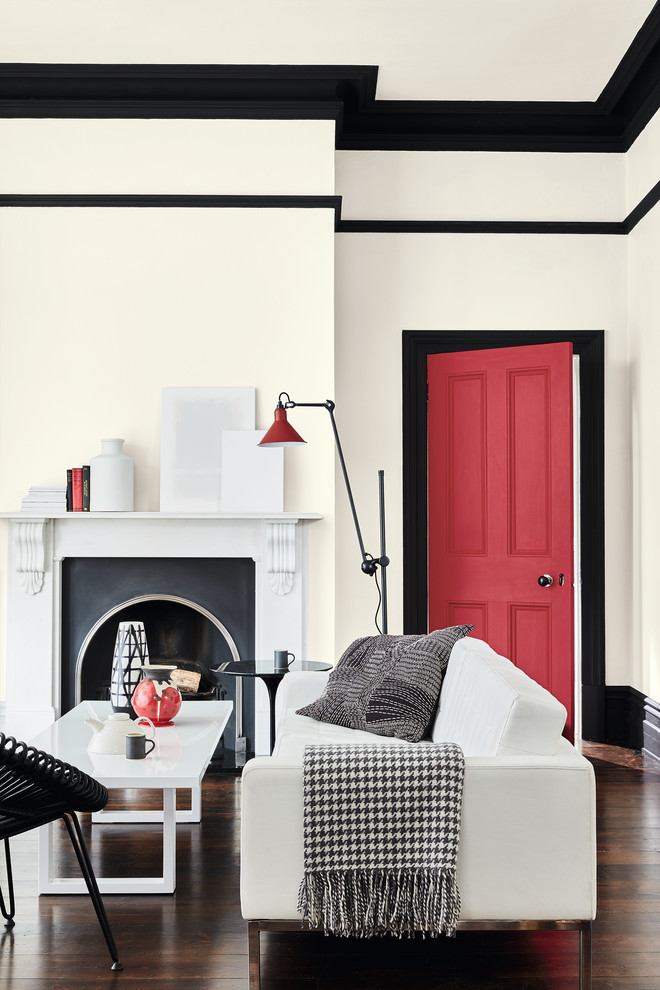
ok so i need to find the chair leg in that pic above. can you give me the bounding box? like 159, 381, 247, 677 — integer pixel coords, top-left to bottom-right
61, 813, 123, 971
0, 837, 16, 928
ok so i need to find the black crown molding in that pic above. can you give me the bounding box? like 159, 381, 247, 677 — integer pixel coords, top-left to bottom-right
1, 3, 660, 152
0, 63, 371, 144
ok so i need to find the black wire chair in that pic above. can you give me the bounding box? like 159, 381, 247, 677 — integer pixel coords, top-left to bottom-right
0, 732, 122, 971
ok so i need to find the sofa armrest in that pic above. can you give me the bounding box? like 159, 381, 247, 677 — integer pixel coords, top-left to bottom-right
241, 758, 306, 918
240, 753, 596, 922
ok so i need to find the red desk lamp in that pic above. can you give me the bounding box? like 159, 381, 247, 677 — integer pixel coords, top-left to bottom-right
259, 392, 389, 634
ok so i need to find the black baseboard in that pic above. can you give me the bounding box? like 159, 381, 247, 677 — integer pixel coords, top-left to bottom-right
603, 685, 660, 759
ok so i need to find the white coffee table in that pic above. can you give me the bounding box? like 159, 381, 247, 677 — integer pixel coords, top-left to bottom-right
29, 699, 232, 895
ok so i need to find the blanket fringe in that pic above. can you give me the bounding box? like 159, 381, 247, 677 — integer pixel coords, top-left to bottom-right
298, 868, 460, 938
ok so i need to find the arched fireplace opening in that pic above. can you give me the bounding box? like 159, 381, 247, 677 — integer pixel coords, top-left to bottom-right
61, 556, 255, 767
75, 594, 240, 703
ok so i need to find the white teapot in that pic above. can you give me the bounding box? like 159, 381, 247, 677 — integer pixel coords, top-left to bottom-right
85, 711, 155, 755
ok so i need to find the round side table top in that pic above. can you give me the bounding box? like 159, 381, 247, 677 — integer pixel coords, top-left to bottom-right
213, 660, 332, 679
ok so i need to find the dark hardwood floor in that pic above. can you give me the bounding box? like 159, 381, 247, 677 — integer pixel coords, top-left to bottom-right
0, 743, 658, 989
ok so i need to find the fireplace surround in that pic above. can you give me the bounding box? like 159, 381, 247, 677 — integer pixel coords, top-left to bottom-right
2, 511, 320, 754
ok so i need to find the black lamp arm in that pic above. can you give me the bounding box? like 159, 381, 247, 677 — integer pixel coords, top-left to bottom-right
278, 394, 390, 578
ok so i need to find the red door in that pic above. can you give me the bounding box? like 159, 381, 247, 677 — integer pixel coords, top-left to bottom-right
428, 343, 575, 738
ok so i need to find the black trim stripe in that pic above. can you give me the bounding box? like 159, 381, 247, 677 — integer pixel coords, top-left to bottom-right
337, 177, 660, 233
337, 219, 626, 235
0, 194, 343, 225
624, 177, 660, 231
1, 3, 660, 153
0, 193, 340, 208
4, 193, 660, 236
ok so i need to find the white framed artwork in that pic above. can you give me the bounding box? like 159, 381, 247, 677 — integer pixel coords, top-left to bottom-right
160, 387, 255, 512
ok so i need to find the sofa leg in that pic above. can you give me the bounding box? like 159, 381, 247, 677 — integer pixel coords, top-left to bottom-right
579, 921, 592, 990
248, 922, 261, 990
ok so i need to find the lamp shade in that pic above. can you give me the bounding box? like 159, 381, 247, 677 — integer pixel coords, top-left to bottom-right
258, 406, 306, 447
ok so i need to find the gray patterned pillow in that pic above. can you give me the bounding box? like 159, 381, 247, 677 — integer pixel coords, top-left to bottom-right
296, 625, 473, 742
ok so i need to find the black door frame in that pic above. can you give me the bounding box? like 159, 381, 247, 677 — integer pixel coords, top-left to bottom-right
402, 329, 605, 742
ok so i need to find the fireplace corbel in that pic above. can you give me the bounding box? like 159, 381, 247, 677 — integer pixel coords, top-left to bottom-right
12, 517, 47, 595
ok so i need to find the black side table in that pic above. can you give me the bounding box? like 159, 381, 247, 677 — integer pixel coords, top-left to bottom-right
213, 660, 331, 755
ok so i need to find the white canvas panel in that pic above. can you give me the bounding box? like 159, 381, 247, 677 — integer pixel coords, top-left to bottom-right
220, 430, 284, 512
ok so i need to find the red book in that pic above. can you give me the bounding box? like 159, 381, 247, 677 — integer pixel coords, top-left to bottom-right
71, 468, 83, 511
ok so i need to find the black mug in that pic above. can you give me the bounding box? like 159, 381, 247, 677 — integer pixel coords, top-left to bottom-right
273, 649, 295, 672
126, 732, 155, 760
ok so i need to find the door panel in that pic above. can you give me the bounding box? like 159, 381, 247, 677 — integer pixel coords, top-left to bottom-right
428, 342, 574, 738
509, 602, 551, 688
447, 373, 487, 555
447, 601, 488, 641
508, 367, 551, 555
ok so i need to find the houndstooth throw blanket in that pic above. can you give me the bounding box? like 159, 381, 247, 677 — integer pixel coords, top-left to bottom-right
298, 742, 465, 938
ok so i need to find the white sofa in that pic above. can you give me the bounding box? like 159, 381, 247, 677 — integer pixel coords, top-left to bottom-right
241, 637, 597, 989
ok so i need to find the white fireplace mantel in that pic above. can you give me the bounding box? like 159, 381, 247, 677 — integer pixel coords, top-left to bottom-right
1, 511, 322, 744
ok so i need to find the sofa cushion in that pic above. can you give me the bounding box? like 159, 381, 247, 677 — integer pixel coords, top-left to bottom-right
430, 637, 567, 756
273, 710, 422, 759
296, 625, 473, 743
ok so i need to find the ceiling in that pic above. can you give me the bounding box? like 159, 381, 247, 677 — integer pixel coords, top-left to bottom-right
0, 0, 657, 103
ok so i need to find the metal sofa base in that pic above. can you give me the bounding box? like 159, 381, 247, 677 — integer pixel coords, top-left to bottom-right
247, 918, 592, 990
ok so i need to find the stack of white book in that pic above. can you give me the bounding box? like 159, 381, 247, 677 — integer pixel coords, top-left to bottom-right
21, 485, 68, 512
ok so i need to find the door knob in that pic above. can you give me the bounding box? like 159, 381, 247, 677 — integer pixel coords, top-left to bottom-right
538, 574, 553, 587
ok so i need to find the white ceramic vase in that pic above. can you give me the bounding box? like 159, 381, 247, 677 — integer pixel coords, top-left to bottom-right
90, 438, 134, 511
110, 620, 149, 714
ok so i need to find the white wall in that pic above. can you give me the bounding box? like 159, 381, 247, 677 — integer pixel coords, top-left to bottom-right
334, 230, 631, 683
2, 74, 660, 707
628, 208, 660, 699
337, 151, 625, 222
0, 120, 338, 700
627, 107, 660, 700
626, 107, 660, 214
0, 119, 335, 195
